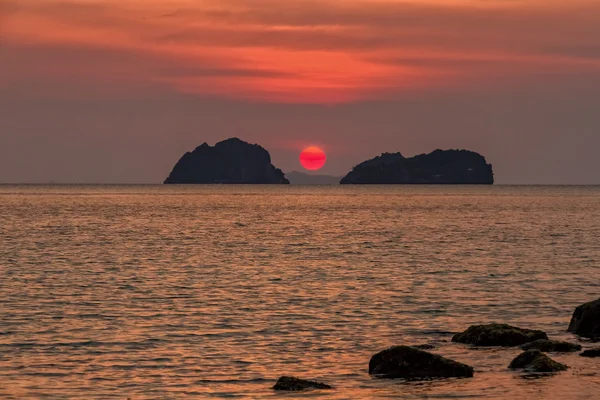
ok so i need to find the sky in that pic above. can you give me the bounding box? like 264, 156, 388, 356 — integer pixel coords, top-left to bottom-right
1, 0, 600, 184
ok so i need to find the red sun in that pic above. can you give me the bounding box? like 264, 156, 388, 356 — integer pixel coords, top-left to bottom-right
300, 146, 327, 171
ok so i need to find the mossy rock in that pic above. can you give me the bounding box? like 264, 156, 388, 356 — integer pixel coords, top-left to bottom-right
509, 350, 568, 373
369, 345, 474, 379
452, 323, 548, 347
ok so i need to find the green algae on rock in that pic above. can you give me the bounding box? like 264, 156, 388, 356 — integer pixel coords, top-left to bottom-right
452, 323, 548, 347
369, 346, 474, 379
509, 350, 568, 373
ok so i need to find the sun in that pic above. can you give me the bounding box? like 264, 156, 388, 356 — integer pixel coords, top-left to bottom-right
300, 146, 326, 171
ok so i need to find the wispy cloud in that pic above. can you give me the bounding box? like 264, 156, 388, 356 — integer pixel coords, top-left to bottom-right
3, 0, 600, 103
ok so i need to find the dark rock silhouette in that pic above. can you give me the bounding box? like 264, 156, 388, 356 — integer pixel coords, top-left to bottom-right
369, 346, 474, 379
340, 149, 493, 184
509, 350, 568, 372
272, 376, 332, 391
580, 348, 600, 358
452, 324, 548, 347
568, 297, 600, 339
164, 138, 289, 184
286, 171, 341, 185
520, 339, 581, 353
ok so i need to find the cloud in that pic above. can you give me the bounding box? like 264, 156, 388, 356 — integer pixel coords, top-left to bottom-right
2, 0, 600, 103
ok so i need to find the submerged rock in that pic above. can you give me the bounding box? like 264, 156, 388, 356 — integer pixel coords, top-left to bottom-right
272, 376, 332, 391
509, 350, 568, 372
568, 297, 600, 339
452, 324, 548, 347
521, 339, 581, 353
340, 149, 494, 184
164, 138, 289, 184
580, 348, 600, 358
413, 344, 437, 350
369, 346, 474, 379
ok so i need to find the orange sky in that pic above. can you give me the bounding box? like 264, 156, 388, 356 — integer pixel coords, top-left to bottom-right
4, 0, 600, 103
1, 0, 600, 184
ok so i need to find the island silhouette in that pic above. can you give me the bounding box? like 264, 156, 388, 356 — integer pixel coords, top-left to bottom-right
164, 138, 493, 185
340, 150, 494, 184
164, 138, 289, 184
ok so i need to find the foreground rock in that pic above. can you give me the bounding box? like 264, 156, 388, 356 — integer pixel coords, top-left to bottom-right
580, 348, 600, 358
452, 324, 548, 347
340, 150, 494, 184
568, 297, 600, 339
521, 339, 581, 353
273, 376, 332, 391
509, 350, 568, 373
369, 346, 474, 379
164, 138, 289, 184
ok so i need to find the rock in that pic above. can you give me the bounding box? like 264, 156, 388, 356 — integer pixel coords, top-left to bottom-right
580, 348, 600, 358
520, 339, 581, 353
509, 350, 568, 372
340, 149, 494, 184
164, 138, 289, 184
369, 346, 474, 379
272, 376, 332, 391
568, 297, 600, 339
452, 324, 548, 347
413, 344, 437, 350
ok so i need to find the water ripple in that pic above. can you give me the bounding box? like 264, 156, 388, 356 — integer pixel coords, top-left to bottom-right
0, 185, 599, 398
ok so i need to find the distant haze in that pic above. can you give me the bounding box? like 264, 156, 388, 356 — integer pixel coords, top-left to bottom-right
286, 171, 341, 185
1, 0, 600, 184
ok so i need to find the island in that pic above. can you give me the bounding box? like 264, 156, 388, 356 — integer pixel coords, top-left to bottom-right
164, 138, 289, 184
340, 149, 494, 184
286, 171, 341, 185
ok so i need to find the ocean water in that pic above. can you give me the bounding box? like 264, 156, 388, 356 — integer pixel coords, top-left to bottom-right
1, 185, 599, 399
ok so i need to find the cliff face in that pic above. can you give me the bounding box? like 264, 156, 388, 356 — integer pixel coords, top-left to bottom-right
340, 150, 494, 184
164, 138, 289, 184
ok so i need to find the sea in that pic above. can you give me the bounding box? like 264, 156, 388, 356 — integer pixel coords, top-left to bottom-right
1, 185, 599, 399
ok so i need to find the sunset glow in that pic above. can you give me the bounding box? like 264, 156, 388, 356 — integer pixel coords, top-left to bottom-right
2, 3, 600, 395
3, 0, 600, 104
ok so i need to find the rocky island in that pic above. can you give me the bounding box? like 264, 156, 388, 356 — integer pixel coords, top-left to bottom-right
164, 138, 289, 184
340, 149, 494, 184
